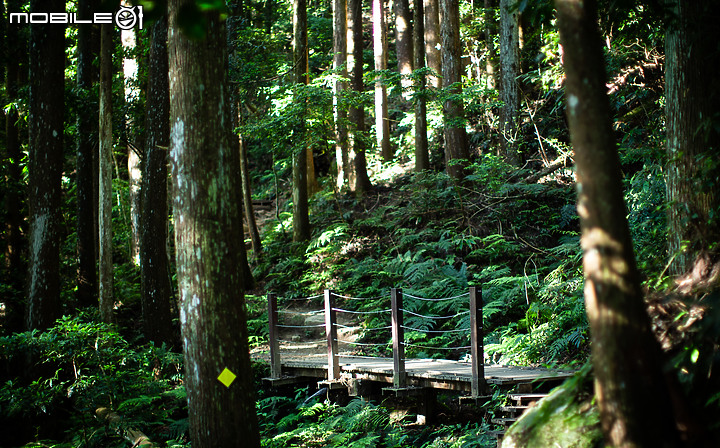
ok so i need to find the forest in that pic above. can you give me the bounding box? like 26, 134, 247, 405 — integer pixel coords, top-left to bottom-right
1, 0, 719, 446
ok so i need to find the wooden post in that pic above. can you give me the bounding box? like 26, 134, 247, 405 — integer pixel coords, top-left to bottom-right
324, 289, 340, 380
470, 286, 486, 396
268, 293, 281, 379
391, 288, 406, 388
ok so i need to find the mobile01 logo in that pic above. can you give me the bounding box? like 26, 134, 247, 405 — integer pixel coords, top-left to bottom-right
9, 5, 144, 30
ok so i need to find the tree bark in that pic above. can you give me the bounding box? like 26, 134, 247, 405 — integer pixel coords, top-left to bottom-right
440, 0, 469, 180
424, 0, 442, 89
394, 0, 413, 97
26, 0, 65, 331
4, 0, 26, 321
239, 137, 263, 257
665, 0, 720, 278
226, 5, 256, 286
556, 1, 681, 446
292, 0, 311, 242
413, 0, 429, 171
99, 23, 115, 324
499, 0, 520, 164
122, 3, 142, 266
333, 0, 350, 189
75, 0, 98, 309
484, 0, 497, 89
347, 0, 372, 194
373, 0, 392, 161
168, 2, 261, 445
140, 13, 175, 347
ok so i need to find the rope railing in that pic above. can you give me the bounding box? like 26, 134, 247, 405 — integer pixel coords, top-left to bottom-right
402, 291, 470, 302
402, 325, 468, 334
266, 286, 486, 397
334, 292, 389, 301
400, 308, 469, 320
403, 342, 472, 350
333, 307, 392, 315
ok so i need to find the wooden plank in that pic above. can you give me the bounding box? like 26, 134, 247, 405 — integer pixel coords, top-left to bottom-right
267, 293, 281, 378
469, 286, 485, 396
324, 290, 340, 380
391, 288, 406, 388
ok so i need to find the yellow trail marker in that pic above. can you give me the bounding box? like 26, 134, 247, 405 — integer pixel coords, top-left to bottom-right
217, 367, 237, 388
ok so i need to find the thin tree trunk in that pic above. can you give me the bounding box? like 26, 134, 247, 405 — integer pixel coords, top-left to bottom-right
499, 0, 520, 164
413, 0, 429, 171
333, 0, 350, 189
75, 0, 98, 309
292, 0, 311, 242
373, 0, 392, 161
168, 1, 261, 445
99, 23, 115, 324
239, 137, 263, 257
26, 0, 64, 331
424, 0, 442, 89
227, 5, 256, 286
556, 1, 682, 446
440, 0, 469, 180
484, 0, 497, 89
394, 0, 413, 97
122, 3, 142, 266
140, 13, 174, 347
665, 0, 720, 278
348, 0, 372, 195
4, 0, 26, 324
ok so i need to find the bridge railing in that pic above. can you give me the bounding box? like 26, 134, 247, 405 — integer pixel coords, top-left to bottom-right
267, 286, 485, 396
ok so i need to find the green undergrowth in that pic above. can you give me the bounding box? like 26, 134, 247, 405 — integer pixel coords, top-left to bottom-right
255, 156, 596, 366
258, 390, 496, 448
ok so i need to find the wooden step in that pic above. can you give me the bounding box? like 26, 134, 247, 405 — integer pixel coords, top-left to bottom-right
491, 417, 518, 427
499, 405, 529, 415
508, 393, 547, 406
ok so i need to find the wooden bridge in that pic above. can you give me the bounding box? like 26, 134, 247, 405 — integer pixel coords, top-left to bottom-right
258, 288, 574, 398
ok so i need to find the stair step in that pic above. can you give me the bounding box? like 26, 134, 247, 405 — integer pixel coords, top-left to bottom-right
491, 417, 518, 426
508, 393, 547, 406
499, 405, 529, 415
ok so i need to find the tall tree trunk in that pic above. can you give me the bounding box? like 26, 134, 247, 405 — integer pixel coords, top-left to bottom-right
665, 1, 720, 278
26, 0, 64, 330
122, 2, 142, 266
484, 0, 497, 89
4, 0, 26, 325
226, 4, 256, 287
394, 0, 413, 97
499, 0, 519, 164
413, 0, 429, 171
424, 0, 442, 89
292, 0, 311, 242
99, 23, 115, 324
140, 13, 175, 347
373, 0, 392, 161
168, 2, 261, 446
75, 0, 98, 309
556, 1, 681, 446
348, 0, 372, 194
333, 0, 350, 189
440, 0, 469, 180
239, 137, 263, 257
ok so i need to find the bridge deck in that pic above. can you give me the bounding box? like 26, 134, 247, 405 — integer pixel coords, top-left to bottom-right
257, 352, 573, 392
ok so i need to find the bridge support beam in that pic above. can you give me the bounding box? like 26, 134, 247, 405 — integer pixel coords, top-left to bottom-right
268, 292, 282, 379
391, 287, 406, 388
324, 289, 341, 380
470, 286, 487, 396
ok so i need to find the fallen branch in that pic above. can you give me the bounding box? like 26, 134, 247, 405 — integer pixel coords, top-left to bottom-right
96, 407, 153, 447
522, 153, 574, 184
